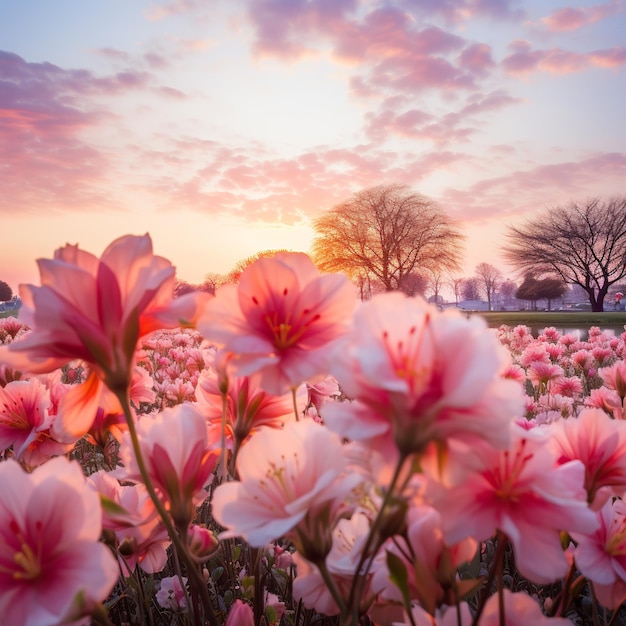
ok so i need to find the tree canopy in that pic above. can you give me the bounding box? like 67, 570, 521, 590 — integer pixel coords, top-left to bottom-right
0, 281, 12, 302
503, 197, 626, 311
312, 184, 464, 293
515, 274, 567, 310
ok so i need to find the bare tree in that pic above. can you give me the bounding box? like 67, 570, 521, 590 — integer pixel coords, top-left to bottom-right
448, 275, 464, 306
312, 184, 465, 292
498, 279, 518, 308
503, 197, 626, 311
426, 268, 445, 304
475, 262, 503, 311
461, 277, 481, 301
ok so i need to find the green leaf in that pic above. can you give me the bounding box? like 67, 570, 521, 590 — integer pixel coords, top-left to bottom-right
386, 551, 412, 614
99, 494, 129, 517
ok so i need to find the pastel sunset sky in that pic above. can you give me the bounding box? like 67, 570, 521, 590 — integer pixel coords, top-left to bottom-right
1, 0, 625, 291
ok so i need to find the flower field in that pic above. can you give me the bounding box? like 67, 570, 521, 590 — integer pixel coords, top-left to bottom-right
1, 234, 626, 626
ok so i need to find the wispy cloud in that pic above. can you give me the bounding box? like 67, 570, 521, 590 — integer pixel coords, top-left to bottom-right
502, 40, 626, 75
537, 0, 624, 32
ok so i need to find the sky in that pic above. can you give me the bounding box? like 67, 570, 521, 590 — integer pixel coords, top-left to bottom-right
1, 0, 625, 293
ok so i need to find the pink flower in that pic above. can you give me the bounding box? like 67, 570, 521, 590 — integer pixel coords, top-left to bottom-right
572, 498, 626, 609
0, 234, 209, 441
431, 423, 598, 584
392, 603, 472, 626
479, 590, 572, 625
88, 470, 171, 574
118, 403, 219, 527
548, 408, 626, 509
551, 376, 583, 398
0, 379, 51, 458
526, 361, 564, 389
186, 524, 219, 560
585, 386, 623, 419
195, 367, 295, 447
225, 599, 254, 626
324, 293, 522, 456
212, 419, 356, 549
0, 457, 118, 625
519, 344, 550, 367
599, 360, 626, 400
372, 504, 477, 615
197, 252, 356, 394
292, 511, 376, 617
156, 576, 188, 612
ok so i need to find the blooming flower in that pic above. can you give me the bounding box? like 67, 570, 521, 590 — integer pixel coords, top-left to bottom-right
392, 603, 472, 626
572, 497, 626, 609
0, 378, 52, 459
197, 252, 356, 394
88, 470, 170, 574
324, 293, 522, 457
548, 408, 626, 509
371, 503, 477, 615
0, 234, 208, 441
479, 590, 572, 625
599, 360, 626, 401
0, 457, 118, 625
195, 367, 295, 448
431, 423, 598, 584
292, 511, 376, 618
212, 419, 356, 550
117, 403, 219, 527
156, 576, 188, 612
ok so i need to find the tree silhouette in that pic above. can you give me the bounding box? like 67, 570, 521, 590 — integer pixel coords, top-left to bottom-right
503, 197, 626, 311
312, 184, 464, 292
475, 263, 502, 311
0, 281, 12, 302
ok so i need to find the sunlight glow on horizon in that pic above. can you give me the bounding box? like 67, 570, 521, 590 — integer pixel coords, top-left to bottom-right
1, 0, 625, 293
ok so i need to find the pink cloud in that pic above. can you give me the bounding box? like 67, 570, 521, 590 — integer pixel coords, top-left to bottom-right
457, 43, 496, 77
0, 51, 159, 214
333, 10, 464, 62
502, 40, 626, 75
246, 0, 357, 59
590, 47, 626, 68
399, 0, 526, 23
244, 2, 503, 107
146, 0, 210, 21
539, 0, 624, 32
364, 90, 521, 144
155, 85, 187, 99
133, 136, 467, 223
439, 152, 626, 222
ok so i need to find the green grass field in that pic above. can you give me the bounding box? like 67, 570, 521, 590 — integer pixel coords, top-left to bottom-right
476, 310, 626, 331
3, 307, 626, 333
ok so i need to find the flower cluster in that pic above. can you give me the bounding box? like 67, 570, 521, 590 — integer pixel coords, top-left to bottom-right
2, 233, 626, 626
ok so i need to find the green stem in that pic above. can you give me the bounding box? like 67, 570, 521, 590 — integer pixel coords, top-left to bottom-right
315, 558, 348, 617
292, 386, 300, 421
219, 389, 229, 483
345, 451, 408, 624
114, 389, 219, 626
